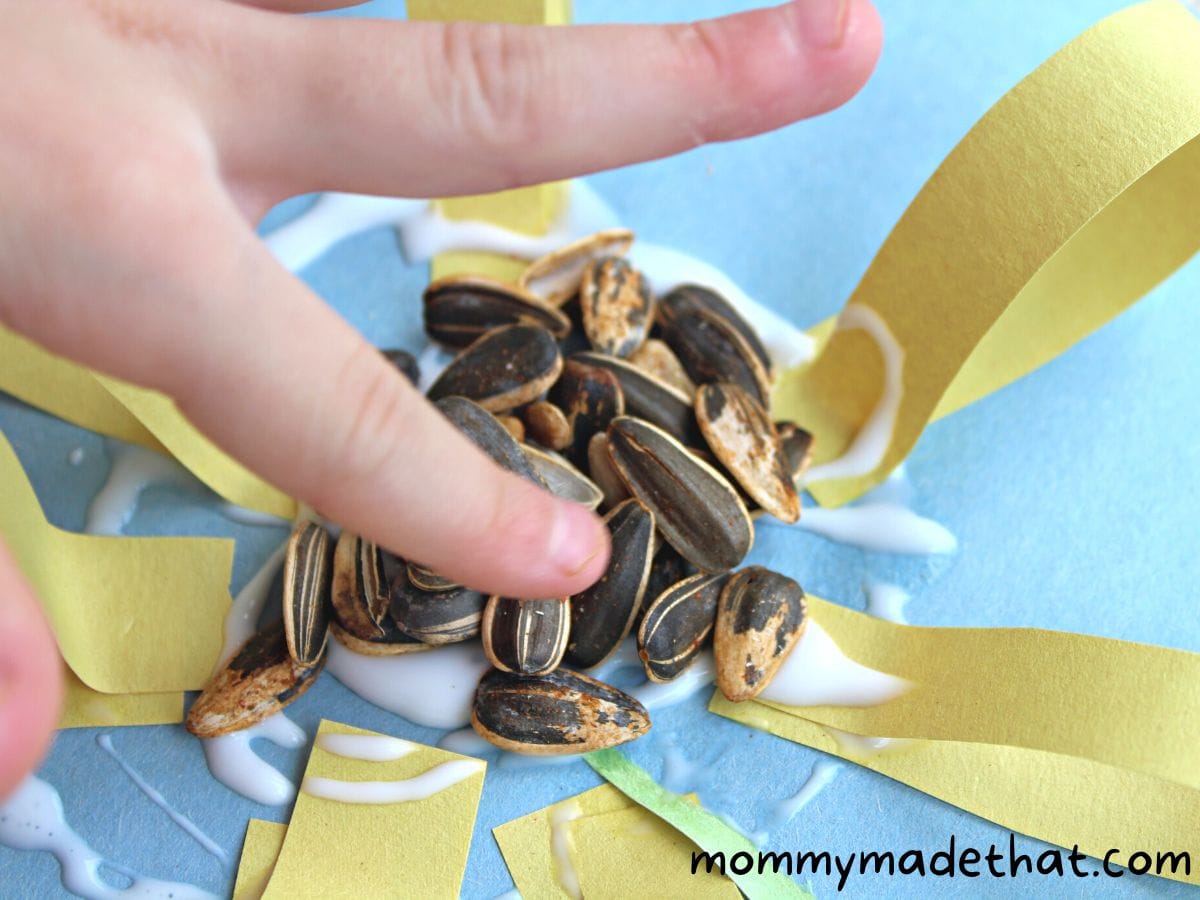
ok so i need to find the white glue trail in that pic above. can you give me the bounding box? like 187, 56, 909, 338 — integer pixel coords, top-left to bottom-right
218, 543, 287, 666
85, 440, 197, 535
824, 727, 912, 759
316, 733, 416, 762
68, 447, 86, 466
0, 775, 218, 899
549, 799, 584, 900
789, 502, 957, 555
302, 760, 484, 805
266, 193, 427, 273
201, 713, 307, 806
864, 582, 910, 624
660, 740, 704, 794
437, 728, 577, 770
764, 760, 842, 835
95, 735, 229, 867
218, 502, 290, 528
805, 304, 905, 484
759, 621, 909, 708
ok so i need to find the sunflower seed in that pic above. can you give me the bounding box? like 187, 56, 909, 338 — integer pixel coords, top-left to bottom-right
435, 396, 547, 488
518, 228, 635, 307
331, 531, 385, 640
579, 257, 655, 358
423, 274, 571, 348
471, 667, 650, 755
282, 521, 333, 667
642, 542, 695, 621
606, 416, 753, 572
548, 358, 625, 465
714, 566, 807, 702
496, 414, 526, 443
523, 400, 573, 451
523, 444, 603, 510
428, 324, 563, 413
186, 619, 324, 738
586, 432, 629, 509
696, 383, 800, 523
389, 568, 487, 646
776, 421, 815, 486
627, 339, 696, 396
380, 348, 420, 386
407, 562, 461, 593
564, 498, 655, 669
481, 596, 570, 676
658, 284, 773, 380
329, 619, 430, 656
659, 306, 772, 407
638, 572, 729, 683
573, 351, 702, 447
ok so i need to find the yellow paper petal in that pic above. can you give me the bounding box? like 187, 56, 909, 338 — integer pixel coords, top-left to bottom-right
261, 720, 485, 899
566, 805, 740, 900
58, 669, 182, 729
233, 819, 287, 900
0, 433, 233, 693
711, 697, 1200, 887
779, 0, 1200, 505
757, 598, 1200, 790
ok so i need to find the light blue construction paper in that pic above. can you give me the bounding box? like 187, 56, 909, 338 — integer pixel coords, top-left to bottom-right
2, 1, 1198, 897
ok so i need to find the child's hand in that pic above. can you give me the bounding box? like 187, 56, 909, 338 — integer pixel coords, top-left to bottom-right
0, 0, 881, 797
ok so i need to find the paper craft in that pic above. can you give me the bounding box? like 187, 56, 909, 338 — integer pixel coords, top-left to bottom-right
585, 750, 810, 899
233, 819, 287, 900
710, 697, 1200, 887
779, 0, 1200, 506
58, 670, 182, 729
753, 597, 1200, 790
260, 720, 486, 898
0, 432, 232, 694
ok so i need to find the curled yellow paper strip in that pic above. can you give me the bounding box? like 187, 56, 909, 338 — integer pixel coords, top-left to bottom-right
0, 433, 233, 694
778, 0, 1200, 506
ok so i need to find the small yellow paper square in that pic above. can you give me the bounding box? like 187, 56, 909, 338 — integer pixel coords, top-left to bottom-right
233, 819, 287, 900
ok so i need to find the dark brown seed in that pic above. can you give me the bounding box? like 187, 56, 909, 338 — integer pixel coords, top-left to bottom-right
435, 396, 547, 488
777, 422, 815, 486
714, 566, 807, 702
389, 568, 487, 645
641, 542, 696, 621
471, 667, 650, 755
518, 229, 636, 307
523, 400, 573, 451
579, 257, 655, 358
481, 596, 570, 676
423, 275, 570, 348
523, 444, 603, 510
606, 416, 753, 573
658, 284, 773, 380
282, 521, 333, 667
428, 324, 563, 413
573, 351, 703, 447
380, 348, 420, 386
549, 358, 625, 466
638, 573, 730, 683
406, 562, 461, 593
696, 383, 801, 523
586, 433, 629, 509
186, 619, 324, 737
627, 339, 696, 396
658, 307, 772, 407
564, 499, 656, 669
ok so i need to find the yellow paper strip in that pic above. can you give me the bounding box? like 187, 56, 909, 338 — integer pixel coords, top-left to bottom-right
261, 720, 486, 899
779, 0, 1200, 505
58, 669, 182, 729
0, 432, 233, 693
233, 819, 287, 900
758, 598, 1200, 790
711, 697, 1200, 887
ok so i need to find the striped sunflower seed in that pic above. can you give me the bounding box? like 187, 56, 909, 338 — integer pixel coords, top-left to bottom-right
579, 256, 655, 358
282, 521, 333, 667
435, 396, 547, 489
423, 274, 570, 348
573, 351, 702, 447
564, 498, 655, 669
380, 348, 420, 386
714, 566, 807, 702
638, 572, 730, 683
776, 421, 815, 486
606, 416, 753, 573
548, 358, 625, 466
406, 562, 461, 593
696, 382, 800, 523
627, 338, 696, 396
471, 667, 650, 755
481, 596, 570, 676
641, 542, 695, 622
428, 324, 562, 413
658, 306, 772, 407
517, 228, 635, 307
586, 432, 629, 509
523, 444, 604, 510
389, 568, 487, 646
186, 619, 324, 738
658, 283, 773, 380
330, 533, 427, 654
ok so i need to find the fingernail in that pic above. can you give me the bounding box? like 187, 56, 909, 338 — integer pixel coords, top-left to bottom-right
792, 0, 851, 49
548, 502, 608, 580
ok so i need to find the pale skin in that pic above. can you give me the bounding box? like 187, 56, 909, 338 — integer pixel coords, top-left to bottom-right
0, 0, 881, 798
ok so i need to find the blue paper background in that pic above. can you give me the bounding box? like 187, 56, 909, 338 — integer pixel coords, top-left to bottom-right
2, 0, 1198, 896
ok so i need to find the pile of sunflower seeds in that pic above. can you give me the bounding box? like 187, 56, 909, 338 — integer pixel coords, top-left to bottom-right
186, 229, 816, 755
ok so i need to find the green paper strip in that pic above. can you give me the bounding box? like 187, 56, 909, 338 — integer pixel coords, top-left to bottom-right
584, 749, 812, 900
